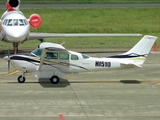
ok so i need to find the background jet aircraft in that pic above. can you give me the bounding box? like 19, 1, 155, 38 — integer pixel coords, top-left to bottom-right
0, 0, 142, 54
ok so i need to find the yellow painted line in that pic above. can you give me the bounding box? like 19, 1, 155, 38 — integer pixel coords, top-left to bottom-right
4, 70, 21, 76
0, 79, 159, 85
154, 83, 160, 85
0, 70, 21, 78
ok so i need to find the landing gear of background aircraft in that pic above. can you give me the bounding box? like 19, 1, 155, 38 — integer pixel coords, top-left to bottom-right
17, 75, 26, 83
13, 42, 19, 54
50, 75, 59, 84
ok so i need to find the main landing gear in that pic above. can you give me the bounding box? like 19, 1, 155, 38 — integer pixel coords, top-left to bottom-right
50, 75, 60, 84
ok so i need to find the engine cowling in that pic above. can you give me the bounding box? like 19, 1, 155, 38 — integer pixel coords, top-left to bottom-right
6, 0, 20, 11
29, 14, 42, 29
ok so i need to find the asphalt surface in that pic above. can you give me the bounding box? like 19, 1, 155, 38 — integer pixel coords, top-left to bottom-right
0, 4, 160, 9
0, 51, 160, 120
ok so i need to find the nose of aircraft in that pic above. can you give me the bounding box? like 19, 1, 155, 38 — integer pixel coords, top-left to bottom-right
5, 27, 29, 42
3, 55, 10, 61
3, 55, 14, 72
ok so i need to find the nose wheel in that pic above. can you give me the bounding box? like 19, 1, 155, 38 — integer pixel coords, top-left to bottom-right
17, 71, 26, 83
17, 75, 26, 83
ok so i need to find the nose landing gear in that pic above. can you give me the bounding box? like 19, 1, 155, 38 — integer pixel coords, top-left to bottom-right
17, 75, 25, 83
17, 71, 26, 83
13, 42, 18, 54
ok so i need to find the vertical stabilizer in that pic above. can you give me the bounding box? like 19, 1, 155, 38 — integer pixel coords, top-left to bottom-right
109, 35, 158, 67
124, 35, 158, 56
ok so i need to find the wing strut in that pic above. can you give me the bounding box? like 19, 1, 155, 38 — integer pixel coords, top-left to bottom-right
37, 49, 46, 71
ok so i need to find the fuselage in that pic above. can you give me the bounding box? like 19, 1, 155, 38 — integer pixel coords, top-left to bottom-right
1, 10, 30, 43
8, 49, 125, 78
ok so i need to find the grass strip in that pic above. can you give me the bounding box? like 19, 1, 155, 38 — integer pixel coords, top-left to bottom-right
0, 8, 159, 50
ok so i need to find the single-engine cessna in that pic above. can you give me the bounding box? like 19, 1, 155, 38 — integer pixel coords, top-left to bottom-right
3, 35, 157, 84
0, 0, 141, 54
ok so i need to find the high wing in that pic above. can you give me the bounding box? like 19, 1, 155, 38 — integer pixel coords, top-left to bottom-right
29, 32, 142, 40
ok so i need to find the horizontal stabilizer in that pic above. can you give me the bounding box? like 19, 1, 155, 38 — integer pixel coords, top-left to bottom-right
120, 61, 142, 68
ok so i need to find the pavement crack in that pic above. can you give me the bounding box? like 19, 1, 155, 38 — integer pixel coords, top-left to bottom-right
69, 84, 90, 120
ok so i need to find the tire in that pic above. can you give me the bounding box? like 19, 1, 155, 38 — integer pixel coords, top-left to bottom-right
17, 75, 26, 83
50, 76, 59, 84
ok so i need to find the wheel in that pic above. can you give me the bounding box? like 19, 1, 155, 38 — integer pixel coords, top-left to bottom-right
17, 75, 26, 83
50, 76, 59, 84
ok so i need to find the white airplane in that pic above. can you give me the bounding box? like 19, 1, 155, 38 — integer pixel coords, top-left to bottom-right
3, 35, 158, 84
0, 0, 142, 54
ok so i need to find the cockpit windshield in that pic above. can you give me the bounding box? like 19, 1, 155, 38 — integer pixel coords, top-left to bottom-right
2, 19, 28, 26
31, 48, 42, 57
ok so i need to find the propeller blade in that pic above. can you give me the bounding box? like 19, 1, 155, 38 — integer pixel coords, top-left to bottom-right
8, 60, 10, 73
7, 49, 10, 73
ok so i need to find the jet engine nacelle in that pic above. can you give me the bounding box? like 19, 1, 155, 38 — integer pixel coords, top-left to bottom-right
29, 14, 42, 29
6, 0, 20, 11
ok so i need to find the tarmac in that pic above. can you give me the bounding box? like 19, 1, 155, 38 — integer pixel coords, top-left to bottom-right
0, 51, 160, 120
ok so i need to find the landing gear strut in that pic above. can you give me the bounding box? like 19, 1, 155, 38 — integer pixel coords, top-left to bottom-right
13, 42, 18, 54
50, 75, 59, 84
17, 71, 26, 83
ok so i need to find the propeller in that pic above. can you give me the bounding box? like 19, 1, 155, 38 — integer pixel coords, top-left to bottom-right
7, 49, 10, 73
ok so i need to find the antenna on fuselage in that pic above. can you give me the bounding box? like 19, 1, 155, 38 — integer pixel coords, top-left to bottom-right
61, 42, 65, 45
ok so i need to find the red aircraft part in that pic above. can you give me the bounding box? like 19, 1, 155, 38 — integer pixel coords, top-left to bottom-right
5, 3, 14, 11
29, 14, 42, 28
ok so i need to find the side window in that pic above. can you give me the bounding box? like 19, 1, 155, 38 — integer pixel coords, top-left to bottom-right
82, 54, 89, 59
60, 53, 69, 60
71, 54, 79, 60
46, 52, 58, 59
